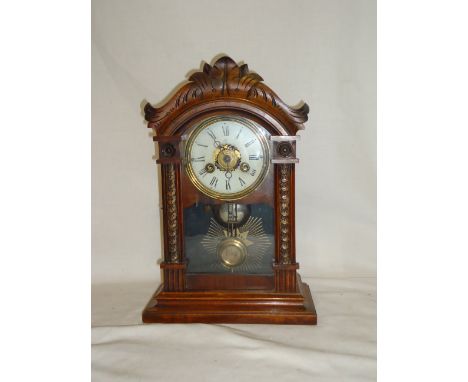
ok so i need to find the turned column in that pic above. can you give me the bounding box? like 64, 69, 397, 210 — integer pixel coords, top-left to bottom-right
155, 136, 186, 292
272, 137, 300, 292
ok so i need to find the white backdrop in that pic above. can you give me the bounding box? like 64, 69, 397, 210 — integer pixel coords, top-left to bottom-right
92, 0, 376, 284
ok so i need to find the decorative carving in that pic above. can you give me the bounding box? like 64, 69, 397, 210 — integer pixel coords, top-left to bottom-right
165, 164, 179, 262
161, 143, 176, 158
279, 164, 291, 264
277, 142, 293, 158
144, 56, 309, 136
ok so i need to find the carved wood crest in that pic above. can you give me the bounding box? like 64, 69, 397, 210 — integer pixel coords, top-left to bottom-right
144, 56, 309, 136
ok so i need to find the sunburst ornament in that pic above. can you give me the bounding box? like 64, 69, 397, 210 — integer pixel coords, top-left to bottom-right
201, 216, 271, 273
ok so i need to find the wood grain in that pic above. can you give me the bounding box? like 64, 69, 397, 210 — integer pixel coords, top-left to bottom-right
142, 55, 316, 324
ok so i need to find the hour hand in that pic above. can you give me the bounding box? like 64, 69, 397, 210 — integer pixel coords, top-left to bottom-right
207, 130, 221, 147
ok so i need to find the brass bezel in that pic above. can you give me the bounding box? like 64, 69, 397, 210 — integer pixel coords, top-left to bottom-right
184, 116, 270, 201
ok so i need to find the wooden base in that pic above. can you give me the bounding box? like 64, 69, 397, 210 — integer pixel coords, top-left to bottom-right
142, 274, 317, 325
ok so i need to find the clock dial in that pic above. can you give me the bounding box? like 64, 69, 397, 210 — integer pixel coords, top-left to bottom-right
185, 116, 270, 200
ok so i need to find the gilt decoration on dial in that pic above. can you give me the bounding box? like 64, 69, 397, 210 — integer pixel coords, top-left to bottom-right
184, 116, 270, 200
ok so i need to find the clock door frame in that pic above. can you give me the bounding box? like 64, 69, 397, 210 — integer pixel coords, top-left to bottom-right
142, 56, 317, 324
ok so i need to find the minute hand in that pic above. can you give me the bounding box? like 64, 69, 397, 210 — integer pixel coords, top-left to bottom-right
207, 130, 221, 148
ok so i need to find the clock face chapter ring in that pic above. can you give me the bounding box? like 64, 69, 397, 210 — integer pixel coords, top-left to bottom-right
184, 116, 270, 200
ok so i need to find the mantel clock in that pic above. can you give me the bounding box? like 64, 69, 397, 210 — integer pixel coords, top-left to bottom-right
142, 56, 317, 324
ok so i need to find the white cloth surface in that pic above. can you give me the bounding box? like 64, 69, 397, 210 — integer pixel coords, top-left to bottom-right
92, 277, 376, 381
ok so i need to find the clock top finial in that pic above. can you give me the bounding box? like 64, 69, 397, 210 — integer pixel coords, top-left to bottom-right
144, 55, 309, 136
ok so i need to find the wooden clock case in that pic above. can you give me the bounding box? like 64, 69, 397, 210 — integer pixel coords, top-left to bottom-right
142, 56, 317, 325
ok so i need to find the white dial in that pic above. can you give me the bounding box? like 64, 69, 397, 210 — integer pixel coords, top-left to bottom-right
184, 116, 270, 200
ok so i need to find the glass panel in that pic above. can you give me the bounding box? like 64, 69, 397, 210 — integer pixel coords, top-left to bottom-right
181, 115, 275, 276
184, 201, 274, 275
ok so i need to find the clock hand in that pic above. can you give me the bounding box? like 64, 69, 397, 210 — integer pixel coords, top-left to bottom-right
207, 130, 221, 148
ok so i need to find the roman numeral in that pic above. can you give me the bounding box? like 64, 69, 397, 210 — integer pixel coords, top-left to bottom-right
249, 154, 261, 160
191, 156, 205, 162
250, 169, 257, 176
196, 142, 208, 148
210, 176, 218, 188
207, 130, 216, 141
222, 125, 229, 136
244, 139, 255, 148
198, 168, 208, 177
238, 177, 246, 187
236, 128, 243, 139
225, 179, 231, 190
